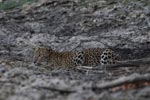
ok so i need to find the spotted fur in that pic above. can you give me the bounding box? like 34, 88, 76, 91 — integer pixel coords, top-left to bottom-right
33, 47, 120, 67
100, 49, 120, 65
33, 47, 84, 68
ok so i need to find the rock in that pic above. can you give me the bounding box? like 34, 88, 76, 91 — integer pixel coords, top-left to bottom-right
0, 0, 150, 100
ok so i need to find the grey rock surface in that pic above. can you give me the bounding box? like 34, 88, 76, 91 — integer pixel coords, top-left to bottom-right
0, 0, 150, 100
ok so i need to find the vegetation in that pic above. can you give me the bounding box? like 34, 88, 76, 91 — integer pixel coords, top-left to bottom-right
0, 0, 38, 10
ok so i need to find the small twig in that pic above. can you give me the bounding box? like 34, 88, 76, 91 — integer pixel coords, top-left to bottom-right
104, 57, 150, 69
76, 66, 105, 74
32, 86, 76, 93
77, 66, 93, 70
117, 57, 150, 65
0, 80, 20, 85
91, 74, 150, 90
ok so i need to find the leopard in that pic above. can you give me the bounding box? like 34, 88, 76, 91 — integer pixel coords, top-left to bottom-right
33, 46, 84, 68
33, 46, 120, 68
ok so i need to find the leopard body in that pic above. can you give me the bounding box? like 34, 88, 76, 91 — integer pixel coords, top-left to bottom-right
33, 47, 120, 67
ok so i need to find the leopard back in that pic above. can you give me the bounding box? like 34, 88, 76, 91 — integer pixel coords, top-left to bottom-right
82, 48, 103, 66
51, 51, 84, 68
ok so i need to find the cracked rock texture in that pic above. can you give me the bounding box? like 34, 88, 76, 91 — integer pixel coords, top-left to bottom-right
0, 0, 150, 100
